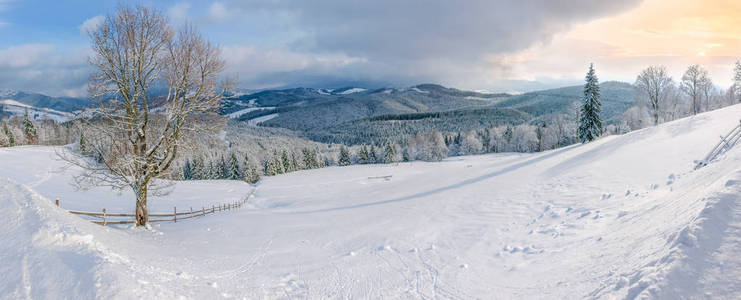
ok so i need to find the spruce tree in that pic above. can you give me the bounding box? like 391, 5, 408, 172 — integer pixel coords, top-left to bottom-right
338, 145, 351, 166
291, 153, 299, 171
3, 121, 14, 147
22, 109, 37, 144
358, 146, 369, 164
79, 133, 88, 154
219, 154, 229, 179
228, 152, 241, 179
402, 147, 410, 162
368, 145, 378, 164
578, 63, 603, 143
192, 156, 205, 179
207, 160, 218, 179
244, 164, 260, 184
281, 150, 292, 172
384, 143, 395, 163
183, 159, 192, 180
274, 155, 285, 174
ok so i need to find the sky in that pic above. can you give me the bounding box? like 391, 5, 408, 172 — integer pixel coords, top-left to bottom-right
0, 0, 739, 97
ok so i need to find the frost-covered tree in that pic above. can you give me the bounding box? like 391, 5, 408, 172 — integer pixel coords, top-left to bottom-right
734, 61, 741, 103
358, 146, 369, 164
621, 106, 651, 131
402, 147, 410, 162
191, 156, 205, 179
635, 66, 673, 125
228, 152, 241, 179
218, 154, 229, 179
368, 145, 378, 164
681, 64, 710, 115
244, 163, 260, 184
182, 158, 193, 180
79, 133, 88, 154
383, 142, 396, 163
458, 131, 482, 155
578, 63, 602, 143
22, 109, 37, 144
338, 145, 351, 166
281, 150, 293, 172
64, 6, 226, 226
302, 148, 321, 169
2, 121, 14, 147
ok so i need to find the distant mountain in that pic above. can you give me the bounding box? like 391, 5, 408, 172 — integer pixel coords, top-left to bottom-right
493, 81, 636, 124
0, 90, 91, 112
221, 84, 511, 131
222, 82, 636, 145
0, 99, 74, 122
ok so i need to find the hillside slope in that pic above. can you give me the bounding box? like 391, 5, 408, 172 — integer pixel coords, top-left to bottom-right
227, 82, 636, 145
2, 104, 741, 298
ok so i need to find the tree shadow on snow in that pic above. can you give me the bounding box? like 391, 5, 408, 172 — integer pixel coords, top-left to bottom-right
293, 145, 579, 214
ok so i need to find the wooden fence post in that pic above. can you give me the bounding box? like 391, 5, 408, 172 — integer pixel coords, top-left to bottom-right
174, 206, 177, 223
102, 208, 107, 226
202, 206, 205, 216
55, 198, 59, 206
212, 205, 215, 214
190, 207, 193, 216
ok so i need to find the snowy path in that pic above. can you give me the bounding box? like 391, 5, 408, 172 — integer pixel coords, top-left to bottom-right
4, 104, 741, 298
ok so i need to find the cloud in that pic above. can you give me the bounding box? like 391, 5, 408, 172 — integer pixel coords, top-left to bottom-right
212, 0, 642, 91
0, 44, 90, 97
207, 2, 230, 21
0, 0, 13, 27
168, 2, 191, 24
78, 15, 104, 34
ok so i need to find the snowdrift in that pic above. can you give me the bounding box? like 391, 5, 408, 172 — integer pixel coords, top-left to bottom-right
4, 104, 741, 298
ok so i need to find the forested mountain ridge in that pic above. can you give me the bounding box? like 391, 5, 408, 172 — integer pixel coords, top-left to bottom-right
0, 90, 91, 112
223, 82, 636, 145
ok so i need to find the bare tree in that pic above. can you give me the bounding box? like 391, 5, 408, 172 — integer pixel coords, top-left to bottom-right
680, 64, 710, 115
700, 75, 715, 111
634, 66, 673, 125
734, 61, 741, 103
65, 6, 225, 226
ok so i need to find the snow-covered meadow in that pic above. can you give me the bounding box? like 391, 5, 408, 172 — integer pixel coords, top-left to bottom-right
5, 104, 741, 298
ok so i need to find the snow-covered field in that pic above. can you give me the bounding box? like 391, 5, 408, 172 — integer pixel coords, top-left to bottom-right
4, 104, 741, 298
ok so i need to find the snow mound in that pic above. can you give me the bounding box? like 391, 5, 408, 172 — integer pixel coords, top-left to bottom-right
0, 178, 109, 298
0, 178, 192, 298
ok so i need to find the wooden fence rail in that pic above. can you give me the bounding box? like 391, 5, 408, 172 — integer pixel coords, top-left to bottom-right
55, 187, 257, 226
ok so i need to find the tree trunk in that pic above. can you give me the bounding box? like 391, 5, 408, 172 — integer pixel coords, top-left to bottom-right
135, 186, 148, 226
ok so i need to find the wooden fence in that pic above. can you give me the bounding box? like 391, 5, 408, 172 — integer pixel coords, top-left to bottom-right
55, 187, 257, 226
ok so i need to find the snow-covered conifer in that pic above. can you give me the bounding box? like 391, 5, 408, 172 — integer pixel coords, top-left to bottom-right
228, 152, 241, 179
182, 159, 192, 180
338, 145, 351, 166
368, 145, 378, 164
3, 121, 14, 147
358, 146, 369, 164
578, 63, 603, 143
22, 109, 37, 144
384, 143, 395, 163
244, 164, 260, 184
281, 150, 292, 172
